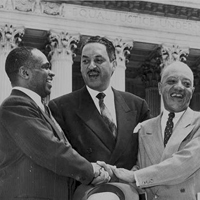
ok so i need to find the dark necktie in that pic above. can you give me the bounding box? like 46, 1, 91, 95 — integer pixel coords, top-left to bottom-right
164, 112, 175, 147
96, 92, 117, 137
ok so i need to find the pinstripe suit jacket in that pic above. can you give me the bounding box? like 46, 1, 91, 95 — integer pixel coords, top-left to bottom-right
0, 89, 94, 200
134, 107, 200, 200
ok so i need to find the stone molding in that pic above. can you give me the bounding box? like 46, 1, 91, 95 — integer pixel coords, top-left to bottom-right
1, 0, 200, 22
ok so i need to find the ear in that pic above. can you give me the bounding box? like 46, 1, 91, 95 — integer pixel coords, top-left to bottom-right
191, 86, 195, 95
18, 66, 29, 79
111, 60, 117, 73
158, 82, 162, 95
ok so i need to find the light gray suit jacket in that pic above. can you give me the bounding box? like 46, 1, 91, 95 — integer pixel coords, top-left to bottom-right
134, 107, 200, 200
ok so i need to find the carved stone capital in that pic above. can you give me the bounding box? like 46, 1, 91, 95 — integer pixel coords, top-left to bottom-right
111, 37, 133, 68
139, 62, 161, 88
0, 24, 24, 54
47, 30, 80, 61
158, 44, 189, 69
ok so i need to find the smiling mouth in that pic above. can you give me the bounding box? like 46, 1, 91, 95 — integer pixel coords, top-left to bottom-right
88, 71, 100, 78
47, 79, 53, 85
171, 93, 183, 99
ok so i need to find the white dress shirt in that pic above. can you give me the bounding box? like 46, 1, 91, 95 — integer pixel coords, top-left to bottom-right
86, 86, 117, 126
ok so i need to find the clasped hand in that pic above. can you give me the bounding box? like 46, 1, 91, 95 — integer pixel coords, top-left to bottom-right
91, 161, 135, 185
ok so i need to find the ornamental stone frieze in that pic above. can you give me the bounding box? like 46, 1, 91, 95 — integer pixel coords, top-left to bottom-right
47, 30, 80, 61
0, 0, 15, 10
1, 0, 200, 22
0, 24, 24, 54
0, 0, 63, 15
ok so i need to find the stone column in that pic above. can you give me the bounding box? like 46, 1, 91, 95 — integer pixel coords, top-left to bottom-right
47, 30, 80, 100
0, 24, 24, 104
190, 66, 200, 111
139, 62, 161, 117
111, 37, 133, 91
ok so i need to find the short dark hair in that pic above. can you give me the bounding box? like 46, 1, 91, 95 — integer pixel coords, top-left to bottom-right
82, 36, 116, 62
5, 46, 38, 84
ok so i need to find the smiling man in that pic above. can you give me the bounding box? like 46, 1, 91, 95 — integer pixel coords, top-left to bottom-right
0, 47, 110, 200
108, 61, 200, 200
49, 36, 150, 198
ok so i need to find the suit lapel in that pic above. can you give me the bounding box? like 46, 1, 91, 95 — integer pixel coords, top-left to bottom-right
109, 89, 137, 164
161, 108, 195, 160
76, 87, 116, 151
11, 89, 66, 141
141, 115, 164, 164
40, 109, 67, 141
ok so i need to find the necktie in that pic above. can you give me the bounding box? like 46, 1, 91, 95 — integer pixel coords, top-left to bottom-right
42, 100, 67, 142
96, 92, 117, 137
164, 112, 175, 147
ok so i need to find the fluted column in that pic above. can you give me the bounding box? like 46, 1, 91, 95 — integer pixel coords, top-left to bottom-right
139, 63, 161, 117
190, 66, 200, 111
0, 24, 24, 104
111, 37, 133, 91
47, 30, 79, 99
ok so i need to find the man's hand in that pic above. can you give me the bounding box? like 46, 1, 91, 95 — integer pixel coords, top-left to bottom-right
96, 161, 116, 177
91, 168, 110, 185
91, 163, 102, 177
112, 168, 135, 183
91, 163, 110, 185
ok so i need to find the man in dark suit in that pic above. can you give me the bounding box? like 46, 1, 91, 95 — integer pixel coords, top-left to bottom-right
0, 47, 110, 200
49, 36, 150, 199
110, 61, 200, 200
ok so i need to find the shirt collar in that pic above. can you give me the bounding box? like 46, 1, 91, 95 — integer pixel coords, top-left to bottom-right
12, 86, 44, 110
162, 108, 185, 122
86, 85, 113, 100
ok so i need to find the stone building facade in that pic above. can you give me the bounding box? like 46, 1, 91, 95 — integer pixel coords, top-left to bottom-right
1, 0, 200, 117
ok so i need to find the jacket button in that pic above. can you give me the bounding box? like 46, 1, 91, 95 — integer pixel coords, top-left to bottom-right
180, 188, 185, 193
87, 148, 93, 153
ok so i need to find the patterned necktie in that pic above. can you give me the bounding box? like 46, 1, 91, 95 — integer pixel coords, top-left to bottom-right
164, 112, 175, 147
96, 92, 117, 137
42, 100, 67, 142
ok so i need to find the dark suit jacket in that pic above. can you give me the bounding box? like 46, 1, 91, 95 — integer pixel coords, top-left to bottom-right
49, 86, 150, 169
0, 89, 94, 200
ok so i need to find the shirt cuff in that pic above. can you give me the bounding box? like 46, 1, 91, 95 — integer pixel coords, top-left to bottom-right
134, 172, 140, 186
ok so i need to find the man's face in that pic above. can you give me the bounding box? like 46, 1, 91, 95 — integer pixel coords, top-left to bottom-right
81, 43, 116, 92
29, 50, 55, 98
158, 63, 194, 112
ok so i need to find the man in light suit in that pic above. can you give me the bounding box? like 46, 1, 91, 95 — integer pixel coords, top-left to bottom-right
0, 47, 110, 200
49, 36, 150, 199
110, 61, 200, 200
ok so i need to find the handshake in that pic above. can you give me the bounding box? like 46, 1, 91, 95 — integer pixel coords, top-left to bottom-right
91, 161, 136, 185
